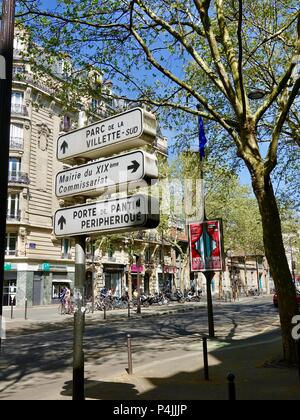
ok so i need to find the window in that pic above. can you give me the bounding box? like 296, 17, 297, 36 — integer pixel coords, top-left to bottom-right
11, 91, 24, 105
61, 115, 71, 132
5, 233, 17, 256
9, 157, 21, 176
91, 98, 102, 111
13, 66, 25, 75
108, 247, 114, 258
7, 193, 20, 220
10, 123, 23, 149
11, 91, 25, 114
145, 247, 152, 264
13, 37, 25, 52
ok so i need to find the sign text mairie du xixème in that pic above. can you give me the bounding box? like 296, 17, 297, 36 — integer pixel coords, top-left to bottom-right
55, 150, 158, 200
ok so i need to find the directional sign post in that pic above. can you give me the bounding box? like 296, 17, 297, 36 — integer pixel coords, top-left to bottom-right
55, 107, 159, 400
57, 108, 157, 164
54, 194, 159, 238
55, 150, 158, 200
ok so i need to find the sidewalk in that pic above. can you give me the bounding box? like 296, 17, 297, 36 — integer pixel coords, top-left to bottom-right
65, 331, 300, 401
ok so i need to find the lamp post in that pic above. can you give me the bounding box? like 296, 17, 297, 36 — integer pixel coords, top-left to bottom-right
196, 104, 215, 338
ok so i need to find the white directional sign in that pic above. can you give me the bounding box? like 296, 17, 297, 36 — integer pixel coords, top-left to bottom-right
55, 150, 158, 200
53, 194, 159, 237
57, 108, 157, 164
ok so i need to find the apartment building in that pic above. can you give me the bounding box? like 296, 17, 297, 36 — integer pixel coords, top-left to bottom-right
4, 31, 173, 306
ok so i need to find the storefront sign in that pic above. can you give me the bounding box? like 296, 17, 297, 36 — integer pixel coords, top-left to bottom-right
4, 263, 11, 271
189, 219, 224, 272
164, 266, 177, 273
42, 262, 50, 271
131, 264, 145, 273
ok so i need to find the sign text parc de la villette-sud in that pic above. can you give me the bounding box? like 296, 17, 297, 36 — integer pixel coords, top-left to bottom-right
54, 107, 160, 237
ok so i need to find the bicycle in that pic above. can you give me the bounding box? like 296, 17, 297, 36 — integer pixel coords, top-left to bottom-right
58, 300, 75, 315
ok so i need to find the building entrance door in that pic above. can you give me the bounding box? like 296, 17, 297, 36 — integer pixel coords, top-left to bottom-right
33, 273, 43, 305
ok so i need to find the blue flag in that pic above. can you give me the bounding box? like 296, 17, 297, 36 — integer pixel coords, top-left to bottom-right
198, 115, 207, 158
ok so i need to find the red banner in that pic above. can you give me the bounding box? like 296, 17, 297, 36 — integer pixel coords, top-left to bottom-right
189, 220, 223, 272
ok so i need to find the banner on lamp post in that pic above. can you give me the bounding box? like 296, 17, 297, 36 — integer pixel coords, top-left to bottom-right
189, 219, 224, 272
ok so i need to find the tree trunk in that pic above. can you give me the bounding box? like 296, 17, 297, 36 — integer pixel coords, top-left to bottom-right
253, 172, 299, 363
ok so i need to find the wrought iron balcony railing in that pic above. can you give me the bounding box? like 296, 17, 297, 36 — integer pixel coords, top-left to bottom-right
6, 210, 21, 222
11, 103, 28, 116
8, 171, 30, 185
9, 137, 24, 150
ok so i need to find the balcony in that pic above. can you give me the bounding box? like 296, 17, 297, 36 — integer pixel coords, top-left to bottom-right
11, 103, 28, 116
6, 210, 21, 222
9, 137, 24, 150
5, 249, 17, 256
8, 171, 30, 185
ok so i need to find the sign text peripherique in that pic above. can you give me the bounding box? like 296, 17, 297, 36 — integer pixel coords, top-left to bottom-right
54, 194, 160, 237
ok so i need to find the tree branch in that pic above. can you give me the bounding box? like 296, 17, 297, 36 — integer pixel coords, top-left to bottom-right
193, 0, 240, 115
265, 76, 300, 175
135, 0, 228, 99
254, 11, 300, 123
128, 21, 241, 143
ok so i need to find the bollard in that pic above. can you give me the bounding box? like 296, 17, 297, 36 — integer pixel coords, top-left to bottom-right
127, 334, 133, 375
24, 298, 28, 320
227, 373, 236, 400
127, 300, 130, 318
203, 336, 209, 380
10, 300, 14, 319
103, 305, 106, 320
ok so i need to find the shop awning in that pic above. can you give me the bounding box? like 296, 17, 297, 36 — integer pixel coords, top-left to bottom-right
52, 279, 72, 283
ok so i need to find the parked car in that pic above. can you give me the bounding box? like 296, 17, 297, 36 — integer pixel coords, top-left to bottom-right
273, 290, 300, 308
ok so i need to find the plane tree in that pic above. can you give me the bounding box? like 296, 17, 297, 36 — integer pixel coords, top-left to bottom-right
18, 0, 300, 362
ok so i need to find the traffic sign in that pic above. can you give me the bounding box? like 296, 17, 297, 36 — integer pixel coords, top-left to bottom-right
57, 108, 157, 164
53, 194, 159, 237
55, 150, 158, 200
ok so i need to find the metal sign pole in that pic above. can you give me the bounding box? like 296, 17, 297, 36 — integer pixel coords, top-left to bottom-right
0, 0, 16, 351
73, 235, 86, 400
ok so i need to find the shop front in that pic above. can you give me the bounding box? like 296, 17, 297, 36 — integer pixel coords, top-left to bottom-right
164, 266, 177, 291
130, 264, 145, 292
51, 274, 73, 304
3, 270, 17, 306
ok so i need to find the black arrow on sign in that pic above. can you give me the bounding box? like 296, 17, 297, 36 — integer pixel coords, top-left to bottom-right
60, 140, 68, 154
127, 160, 140, 173
136, 198, 141, 208
58, 215, 66, 230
